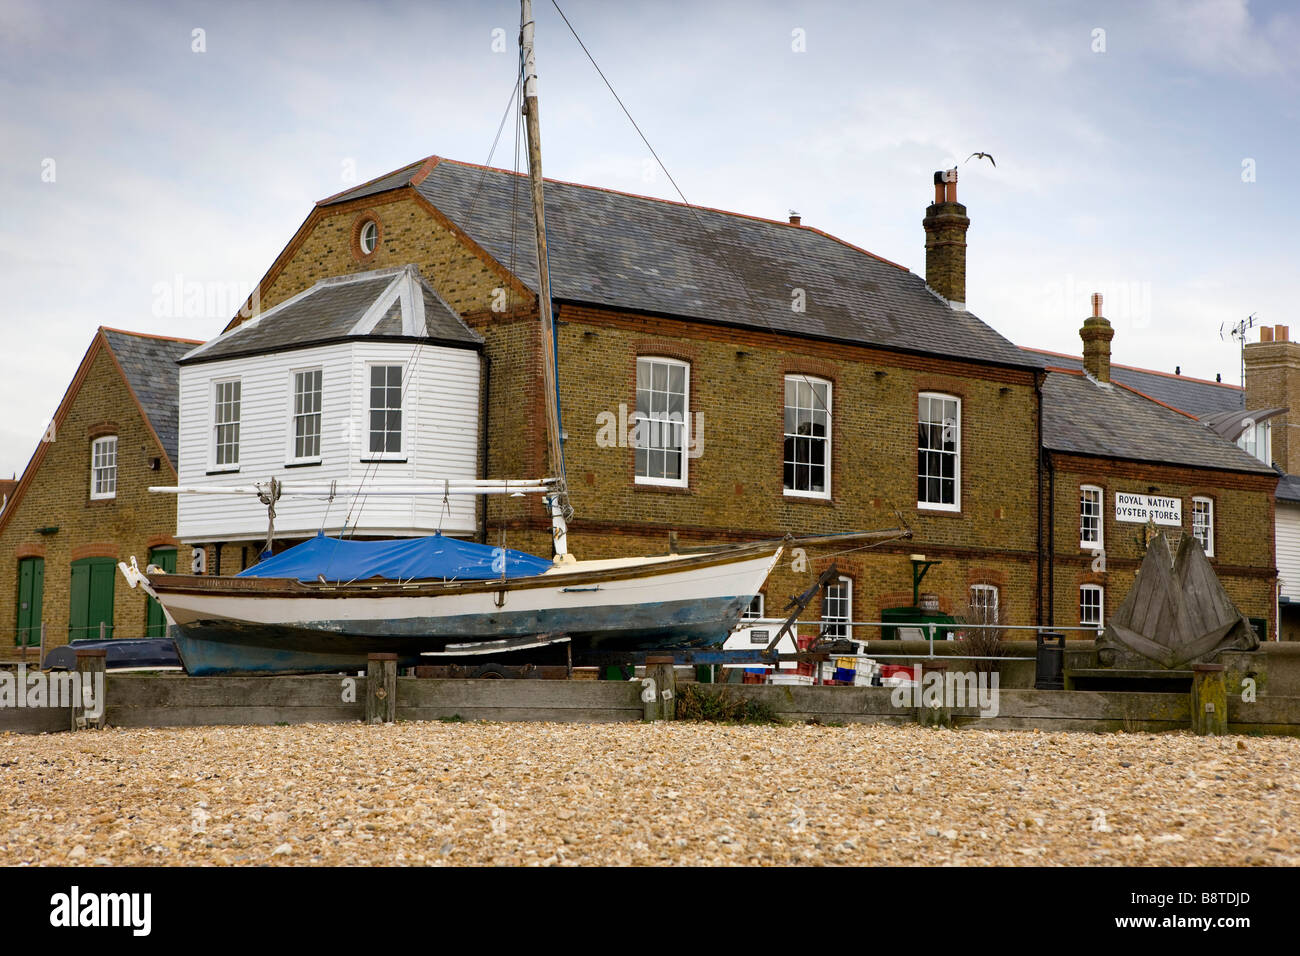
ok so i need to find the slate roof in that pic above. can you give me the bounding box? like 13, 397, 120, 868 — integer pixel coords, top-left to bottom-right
1041, 371, 1274, 475
321, 156, 1035, 370
186, 266, 480, 364
1275, 472, 1300, 503
1024, 348, 1244, 418
101, 328, 201, 466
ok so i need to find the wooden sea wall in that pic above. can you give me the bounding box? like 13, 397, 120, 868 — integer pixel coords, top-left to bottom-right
3, 672, 1300, 735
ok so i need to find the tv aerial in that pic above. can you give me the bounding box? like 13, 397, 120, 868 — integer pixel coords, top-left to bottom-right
1220, 313, 1259, 388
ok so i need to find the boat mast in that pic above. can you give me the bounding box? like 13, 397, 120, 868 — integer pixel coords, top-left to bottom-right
520, 0, 573, 562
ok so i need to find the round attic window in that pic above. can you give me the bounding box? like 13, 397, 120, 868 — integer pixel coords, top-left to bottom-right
359, 220, 379, 256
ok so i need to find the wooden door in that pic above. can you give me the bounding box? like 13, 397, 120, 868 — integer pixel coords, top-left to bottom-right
16, 557, 44, 646
69, 557, 116, 641
145, 547, 177, 637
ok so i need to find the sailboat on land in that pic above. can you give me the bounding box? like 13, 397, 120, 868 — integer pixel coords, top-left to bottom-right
120, 1, 904, 675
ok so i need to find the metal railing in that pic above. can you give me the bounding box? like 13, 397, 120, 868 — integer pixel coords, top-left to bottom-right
738, 617, 1100, 661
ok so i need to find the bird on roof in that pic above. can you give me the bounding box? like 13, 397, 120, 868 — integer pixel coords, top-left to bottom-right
966, 152, 996, 167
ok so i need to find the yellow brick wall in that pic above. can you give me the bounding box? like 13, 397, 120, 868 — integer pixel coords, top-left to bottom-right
0, 343, 179, 658
1045, 455, 1276, 636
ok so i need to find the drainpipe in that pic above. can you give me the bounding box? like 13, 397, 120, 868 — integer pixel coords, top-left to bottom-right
478, 353, 492, 545
1034, 369, 1045, 626
1046, 453, 1055, 626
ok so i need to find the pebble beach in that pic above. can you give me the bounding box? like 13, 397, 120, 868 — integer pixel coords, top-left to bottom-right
2, 722, 1297, 866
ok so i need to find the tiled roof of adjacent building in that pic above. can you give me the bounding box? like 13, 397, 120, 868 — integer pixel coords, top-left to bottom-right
1275, 471, 1300, 503
1041, 370, 1273, 475
101, 328, 203, 466
321, 156, 1035, 371
185, 265, 481, 364
1023, 347, 1244, 418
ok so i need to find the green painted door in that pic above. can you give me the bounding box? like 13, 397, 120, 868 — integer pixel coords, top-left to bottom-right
16, 557, 44, 646
145, 547, 177, 637
69, 557, 116, 641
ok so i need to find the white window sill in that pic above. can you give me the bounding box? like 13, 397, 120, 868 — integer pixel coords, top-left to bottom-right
285, 459, 323, 469
635, 477, 688, 489
917, 502, 960, 513
1080, 540, 1103, 551
89, 493, 116, 501
207, 467, 240, 475
784, 489, 831, 500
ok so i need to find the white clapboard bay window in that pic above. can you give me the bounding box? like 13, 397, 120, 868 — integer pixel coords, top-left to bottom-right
1080, 584, 1103, 627
821, 576, 852, 639
784, 376, 831, 498
90, 436, 117, 500
1192, 497, 1214, 556
918, 393, 960, 510
212, 379, 241, 471
175, 266, 483, 543
634, 357, 688, 486
1080, 485, 1103, 550
290, 368, 323, 463
367, 364, 404, 459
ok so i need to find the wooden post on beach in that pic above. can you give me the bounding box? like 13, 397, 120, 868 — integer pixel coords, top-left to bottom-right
72, 647, 107, 731
1191, 663, 1228, 736
366, 653, 398, 724
915, 659, 952, 729
645, 655, 676, 721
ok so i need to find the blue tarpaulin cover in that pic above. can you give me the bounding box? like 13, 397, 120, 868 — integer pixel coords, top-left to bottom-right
236, 533, 553, 583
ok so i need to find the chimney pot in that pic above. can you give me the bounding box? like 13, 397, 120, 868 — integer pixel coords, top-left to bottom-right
1278, 325, 1289, 342
788, 211, 801, 226
1261, 327, 1274, 343
923, 169, 970, 310
1091, 292, 1103, 318
1175, 366, 1181, 376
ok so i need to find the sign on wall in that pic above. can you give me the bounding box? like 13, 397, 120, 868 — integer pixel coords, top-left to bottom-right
1114, 492, 1182, 526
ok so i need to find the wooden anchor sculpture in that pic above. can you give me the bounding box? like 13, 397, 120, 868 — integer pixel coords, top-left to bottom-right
1098, 533, 1260, 669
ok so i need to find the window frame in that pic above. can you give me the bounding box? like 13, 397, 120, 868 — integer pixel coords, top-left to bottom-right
363, 363, 406, 462
209, 377, 242, 473
969, 583, 999, 624
359, 220, 379, 256
633, 356, 690, 488
820, 575, 852, 640
1080, 583, 1104, 628
1192, 496, 1215, 557
89, 436, 117, 500
287, 366, 324, 465
741, 594, 764, 622
1079, 484, 1104, 551
917, 392, 961, 512
783, 374, 832, 500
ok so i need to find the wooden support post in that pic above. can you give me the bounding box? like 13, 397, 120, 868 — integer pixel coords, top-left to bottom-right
365, 653, 398, 724
645, 655, 676, 721
916, 660, 952, 729
72, 647, 107, 731
38, 623, 46, 670
1191, 663, 1228, 736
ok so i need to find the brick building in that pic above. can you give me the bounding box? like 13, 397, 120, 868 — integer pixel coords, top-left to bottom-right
163, 155, 1281, 643
1033, 299, 1276, 637
0, 328, 199, 659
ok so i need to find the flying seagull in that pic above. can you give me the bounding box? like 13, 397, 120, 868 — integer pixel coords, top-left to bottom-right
966, 152, 996, 167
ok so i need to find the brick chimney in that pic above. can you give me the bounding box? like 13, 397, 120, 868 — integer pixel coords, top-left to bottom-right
1245, 324, 1298, 471
923, 169, 970, 310
1080, 292, 1114, 383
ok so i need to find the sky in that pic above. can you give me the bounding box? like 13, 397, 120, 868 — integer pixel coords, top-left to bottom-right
1, 0, 1297, 479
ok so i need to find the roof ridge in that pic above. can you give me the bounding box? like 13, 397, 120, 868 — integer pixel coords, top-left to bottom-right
100, 326, 205, 345
316, 157, 432, 207
1021, 345, 1241, 390
331, 154, 912, 274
